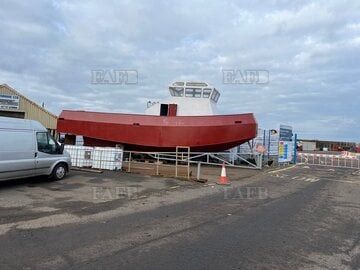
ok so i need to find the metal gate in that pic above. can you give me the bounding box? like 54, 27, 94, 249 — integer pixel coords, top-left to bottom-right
297, 152, 360, 169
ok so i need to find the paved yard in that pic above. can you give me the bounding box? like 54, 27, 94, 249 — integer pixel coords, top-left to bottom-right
0, 166, 359, 269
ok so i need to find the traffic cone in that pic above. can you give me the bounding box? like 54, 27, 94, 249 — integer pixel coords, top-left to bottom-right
217, 162, 230, 185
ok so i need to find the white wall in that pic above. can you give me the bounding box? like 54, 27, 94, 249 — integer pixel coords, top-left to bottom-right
145, 97, 217, 116
302, 141, 316, 151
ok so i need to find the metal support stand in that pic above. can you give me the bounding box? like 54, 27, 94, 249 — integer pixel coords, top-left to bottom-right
128, 151, 132, 173
196, 162, 201, 180
156, 153, 159, 175
175, 146, 190, 179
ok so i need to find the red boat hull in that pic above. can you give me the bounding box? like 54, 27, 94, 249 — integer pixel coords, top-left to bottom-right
57, 110, 257, 152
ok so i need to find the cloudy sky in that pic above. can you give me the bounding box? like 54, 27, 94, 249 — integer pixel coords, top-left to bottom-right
1, 0, 359, 141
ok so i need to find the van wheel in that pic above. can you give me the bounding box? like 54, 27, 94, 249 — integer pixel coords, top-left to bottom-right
52, 163, 67, 180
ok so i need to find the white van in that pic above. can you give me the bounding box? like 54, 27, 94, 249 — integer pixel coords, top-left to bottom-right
0, 117, 71, 181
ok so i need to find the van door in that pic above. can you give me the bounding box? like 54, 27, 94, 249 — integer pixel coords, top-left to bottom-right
35, 132, 62, 176
0, 129, 36, 180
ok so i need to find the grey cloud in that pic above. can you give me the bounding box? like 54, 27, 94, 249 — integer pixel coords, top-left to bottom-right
0, 0, 359, 141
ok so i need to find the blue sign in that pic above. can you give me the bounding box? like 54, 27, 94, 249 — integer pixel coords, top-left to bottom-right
279, 125, 293, 141
279, 125, 293, 163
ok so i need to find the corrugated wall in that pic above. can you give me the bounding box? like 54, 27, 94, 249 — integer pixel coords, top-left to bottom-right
0, 84, 57, 130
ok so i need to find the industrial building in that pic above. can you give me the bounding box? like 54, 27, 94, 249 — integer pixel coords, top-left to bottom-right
0, 84, 57, 136
298, 139, 357, 152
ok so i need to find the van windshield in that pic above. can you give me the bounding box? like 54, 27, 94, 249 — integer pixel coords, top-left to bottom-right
36, 132, 58, 154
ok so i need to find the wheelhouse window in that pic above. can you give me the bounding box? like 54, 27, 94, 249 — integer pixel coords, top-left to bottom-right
185, 88, 202, 98
203, 88, 212, 98
169, 87, 184, 97
173, 82, 185, 86
186, 82, 208, 87
36, 132, 58, 154
211, 89, 220, 102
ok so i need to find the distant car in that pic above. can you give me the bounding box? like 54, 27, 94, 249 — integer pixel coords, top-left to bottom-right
0, 117, 71, 181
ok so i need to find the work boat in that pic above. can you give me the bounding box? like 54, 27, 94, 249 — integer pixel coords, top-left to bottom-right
57, 82, 257, 151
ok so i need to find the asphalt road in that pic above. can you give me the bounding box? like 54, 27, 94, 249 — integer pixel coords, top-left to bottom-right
0, 166, 359, 269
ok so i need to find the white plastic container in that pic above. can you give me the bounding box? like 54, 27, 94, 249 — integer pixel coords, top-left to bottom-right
92, 147, 123, 170
64, 145, 93, 167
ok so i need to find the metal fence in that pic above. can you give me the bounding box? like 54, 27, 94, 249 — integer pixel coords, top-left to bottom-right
123, 151, 263, 180
64, 144, 264, 182
132, 151, 262, 169
65, 145, 263, 170
297, 152, 360, 169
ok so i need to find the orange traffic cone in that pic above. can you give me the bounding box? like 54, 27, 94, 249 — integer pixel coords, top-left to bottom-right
217, 162, 230, 185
